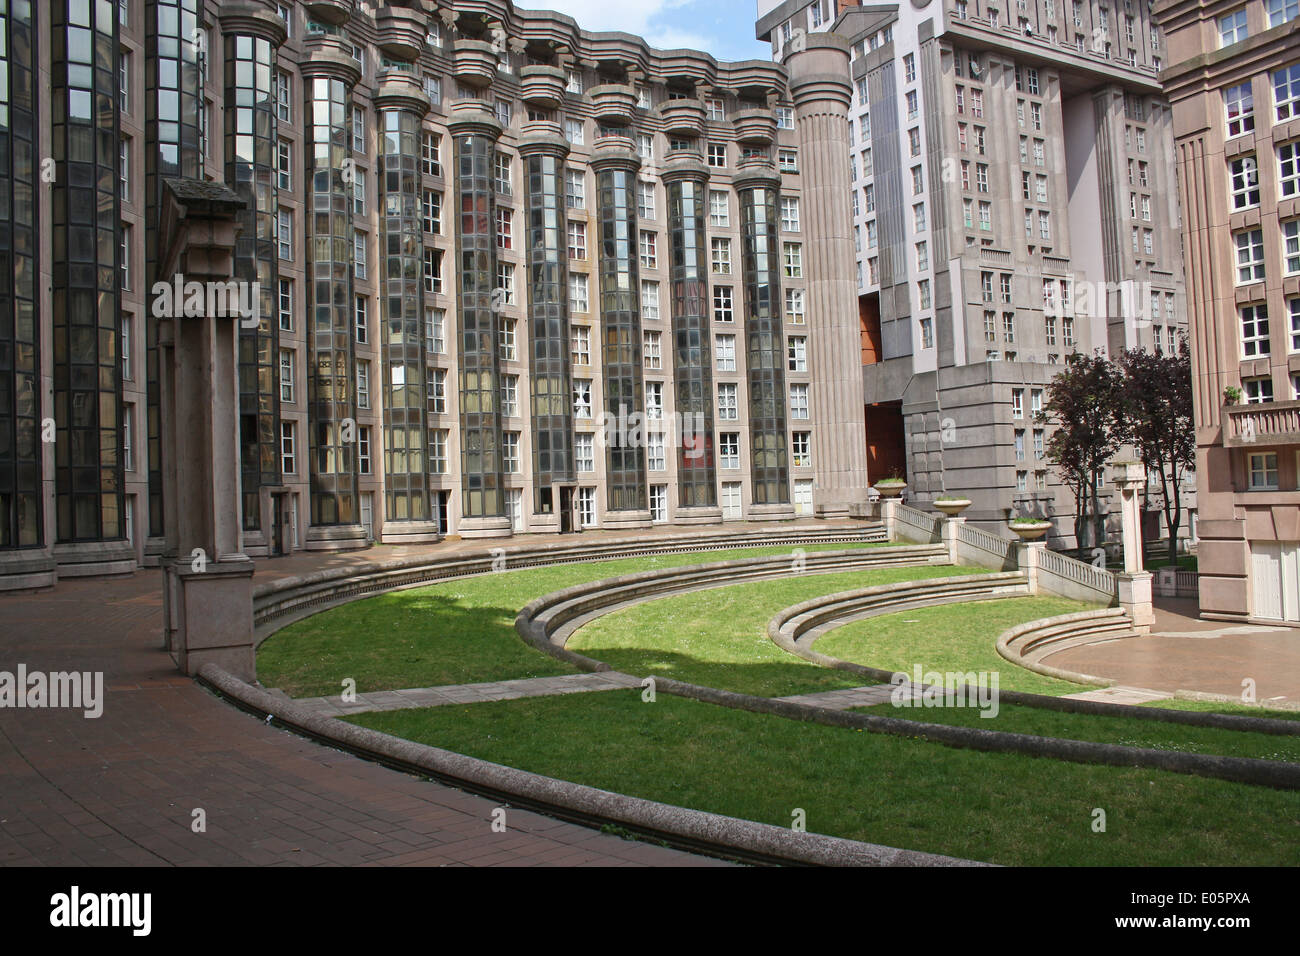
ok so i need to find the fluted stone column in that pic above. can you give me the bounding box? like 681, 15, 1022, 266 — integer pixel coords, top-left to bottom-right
787, 33, 870, 517
662, 156, 721, 524
375, 77, 440, 544
450, 105, 512, 538
518, 127, 576, 534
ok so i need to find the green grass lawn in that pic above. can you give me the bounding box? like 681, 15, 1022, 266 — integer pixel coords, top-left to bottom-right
257, 541, 888, 698
1144, 554, 1198, 571
814, 597, 1098, 696
347, 692, 1300, 866
849, 699, 1300, 763
568, 564, 987, 697
1138, 698, 1300, 720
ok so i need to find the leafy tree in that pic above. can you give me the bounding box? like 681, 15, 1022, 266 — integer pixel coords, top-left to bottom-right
1036, 351, 1124, 551
1114, 337, 1195, 567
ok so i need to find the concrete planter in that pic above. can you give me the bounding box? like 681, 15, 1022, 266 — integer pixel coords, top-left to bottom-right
933, 498, 972, 517
1009, 520, 1053, 541
874, 482, 906, 499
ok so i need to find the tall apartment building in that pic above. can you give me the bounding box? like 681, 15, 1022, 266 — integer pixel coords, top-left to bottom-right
0, 0, 870, 591
1155, 0, 1300, 621
757, 0, 1192, 540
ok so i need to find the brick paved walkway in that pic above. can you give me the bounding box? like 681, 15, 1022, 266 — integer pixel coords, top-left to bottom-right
0, 570, 719, 867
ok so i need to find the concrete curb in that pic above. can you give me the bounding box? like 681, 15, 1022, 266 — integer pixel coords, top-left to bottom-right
197, 663, 986, 868
768, 593, 1300, 736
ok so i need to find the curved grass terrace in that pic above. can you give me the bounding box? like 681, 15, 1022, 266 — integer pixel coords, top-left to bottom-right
257, 541, 889, 698
261, 544, 1300, 866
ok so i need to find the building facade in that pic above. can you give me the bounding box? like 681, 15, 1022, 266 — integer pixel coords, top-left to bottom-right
758, 0, 1193, 542
1156, 0, 1300, 621
0, 0, 871, 591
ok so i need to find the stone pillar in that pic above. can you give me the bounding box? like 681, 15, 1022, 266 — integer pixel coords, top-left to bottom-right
785, 32, 870, 518
942, 516, 964, 565
879, 497, 898, 542
1113, 460, 1153, 631
1016, 540, 1045, 594
156, 180, 257, 680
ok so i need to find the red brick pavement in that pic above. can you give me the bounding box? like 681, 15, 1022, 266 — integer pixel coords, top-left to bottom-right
0, 568, 720, 867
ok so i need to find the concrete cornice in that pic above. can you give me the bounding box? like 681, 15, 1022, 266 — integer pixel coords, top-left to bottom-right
1158, 21, 1300, 97
299, 49, 363, 87
373, 75, 432, 116
217, 4, 289, 45
516, 130, 570, 158
446, 103, 503, 138
660, 156, 710, 183
588, 144, 640, 172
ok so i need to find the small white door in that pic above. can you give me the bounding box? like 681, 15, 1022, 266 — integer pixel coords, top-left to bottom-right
1252, 543, 1283, 621
507, 489, 523, 531
360, 492, 374, 541
721, 481, 743, 520
124, 496, 134, 548
794, 479, 814, 516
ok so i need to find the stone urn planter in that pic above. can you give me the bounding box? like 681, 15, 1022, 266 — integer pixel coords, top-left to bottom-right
1008, 519, 1053, 541
874, 480, 906, 499
933, 497, 972, 517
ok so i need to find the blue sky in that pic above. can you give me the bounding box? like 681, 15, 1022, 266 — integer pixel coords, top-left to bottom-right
513, 0, 772, 62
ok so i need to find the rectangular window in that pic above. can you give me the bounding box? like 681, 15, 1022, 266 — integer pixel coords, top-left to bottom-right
429, 369, 447, 414
500, 376, 519, 418
568, 273, 589, 313
709, 190, 730, 228
424, 248, 443, 294
1286, 220, 1300, 274
790, 384, 809, 420
1230, 156, 1260, 209
421, 132, 442, 176
711, 238, 732, 274
280, 422, 296, 474
357, 427, 371, 475
493, 152, 512, 195
502, 432, 520, 473
1281, 142, 1300, 198
356, 360, 370, 410
276, 70, 292, 122
499, 317, 517, 361
1225, 82, 1255, 136
648, 434, 666, 472
426, 307, 445, 353
638, 181, 655, 219
353, 232, 366, 279
1245, 376, 1274, 403
573, 379, 592, 418
788, 336, 807, 372
1242, 304, 1271, 357
279, 349, 294, 403
1249, 452, 1280, 490
715, 334, 736, 372
564, 119, 584, 145
429, 430, 447, 473
780, 196, 800, 232
783, 243, 802, 278
719, 433, 740, 469
786, 288, 805, 325
717, 383, 739, 421
1235, 229, 1266, 283
644, 330, 662, 369
578, 487, 596, 528
575, 433, 594, 473
645, 381, 664, 420
707, 143, 727, 168
277, 209, 292, 259
792, 432, 811, 468
650, 484, 668, 521
566, 168, 585, 209
778, 148, 798, 172
713, 286, 734, 323
567, 220, 586, 259
639, 232, 657, 269
352, 106, 365, 153
641, 280, 660, 320
571, 324, 591, 365
1012, 388, 1025, 419
423, 190, 442, 234
1269, 0, 1300, 28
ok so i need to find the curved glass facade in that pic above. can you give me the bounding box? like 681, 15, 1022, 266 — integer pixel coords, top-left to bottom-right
454, 127, 503, 520
666, 173, 716, 508
594, 160, 647, 513
738, 183, 790, 505
51, 0, 122, 543
523, 148, 574, 510
378, 106, 429, 522
145, 0, 202, 536
0, 0, 39, 548
305, 73, 358, 527
223, 32, 281, 531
